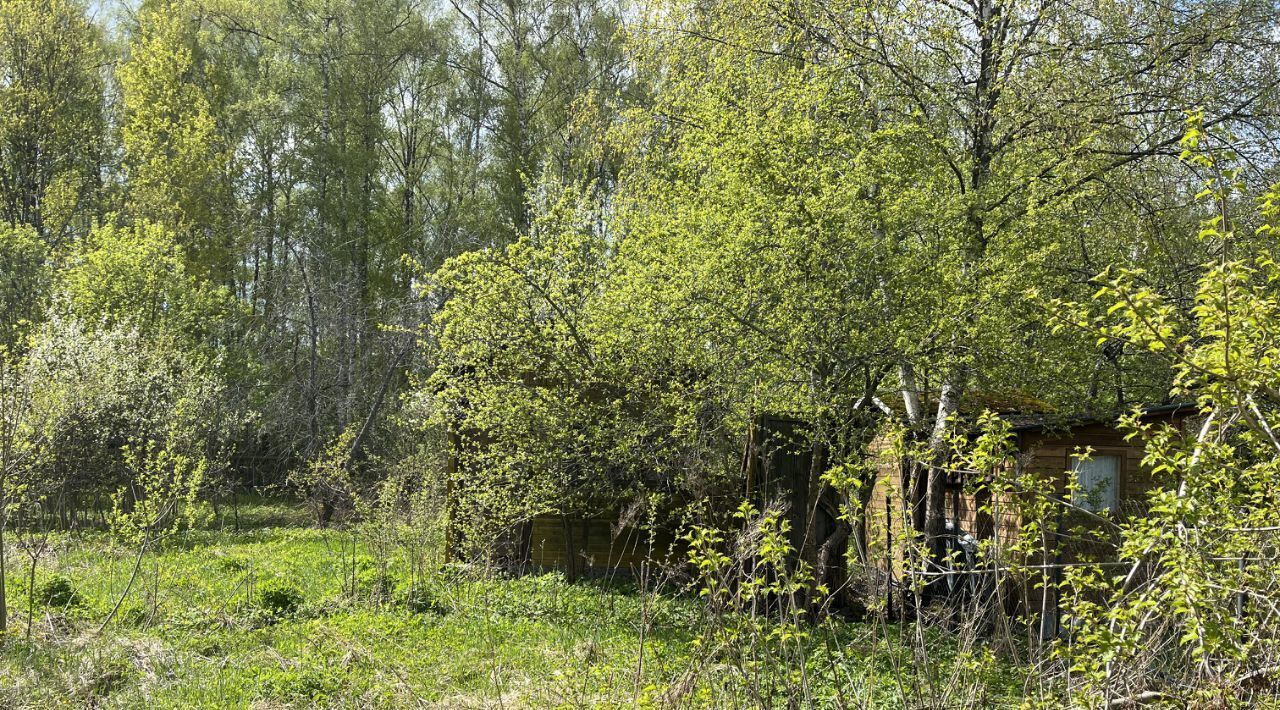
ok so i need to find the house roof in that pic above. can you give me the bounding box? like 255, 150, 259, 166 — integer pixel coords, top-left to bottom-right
756, 401, 1199, 438
1005, 401, 1199, 434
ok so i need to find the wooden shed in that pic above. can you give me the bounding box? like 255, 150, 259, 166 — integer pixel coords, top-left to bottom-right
944, 403, 1193, 546
521, 513, 677, 579
864, 402, 1199, 621
445, 414, 833, 581
446, 404, 1198, 597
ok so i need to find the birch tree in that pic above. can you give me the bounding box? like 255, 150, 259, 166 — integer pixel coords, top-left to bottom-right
622, 0, 1280, 562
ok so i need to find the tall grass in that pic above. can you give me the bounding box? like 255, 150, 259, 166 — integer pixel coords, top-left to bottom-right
0, 495, 1023, 708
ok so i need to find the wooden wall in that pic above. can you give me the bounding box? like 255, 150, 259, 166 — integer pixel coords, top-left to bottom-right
746, 415, 842, 557
467, 411, 1192, 589
524, 515, 678, 579
864, 411, 1193, 578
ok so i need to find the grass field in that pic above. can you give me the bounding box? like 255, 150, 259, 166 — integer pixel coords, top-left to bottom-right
0, 497, 1024, 708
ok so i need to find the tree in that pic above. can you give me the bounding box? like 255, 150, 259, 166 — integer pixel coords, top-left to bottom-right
427, 185, 733, 561
59, 220, 240, 346
88, 0, 643, 487
446, 0, 631, 240
0, 224, 48, 353
29, 219, 241, 530
0, 0, 104, 244
1047, 122, 1280, 702
621, 0, 1280, 565
119, 0, 232, 277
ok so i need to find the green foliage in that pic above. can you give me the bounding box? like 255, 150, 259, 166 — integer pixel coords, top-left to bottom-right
428, 184, 734, 549
111, 433, 210, 543
289, 427, 356, 526
119, 0, 231, 273
402, 585, 444, 615
257, 579, 304, 617
59, 220, 241, 348
616, 0, 1253, 427
1041, 123, 1280, 701
685, 504, 826, 675
36, 575, 80, 608
0, 224, 49, 352
22, 315, 231, 498
0, 0, 103, 241
2, 0, 1280, 703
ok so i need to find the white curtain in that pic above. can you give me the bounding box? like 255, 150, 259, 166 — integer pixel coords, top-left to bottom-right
1072, 455, 1119, 512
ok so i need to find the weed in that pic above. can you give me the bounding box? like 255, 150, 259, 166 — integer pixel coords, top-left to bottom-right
37, 575, 81, 608
257, 580, 304, 617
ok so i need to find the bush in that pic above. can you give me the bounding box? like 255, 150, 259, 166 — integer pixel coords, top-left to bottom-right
258, 580, 304, 617
38, 575, 82, 608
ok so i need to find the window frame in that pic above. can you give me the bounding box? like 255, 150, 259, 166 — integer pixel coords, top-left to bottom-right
1068, 449, 1125, 513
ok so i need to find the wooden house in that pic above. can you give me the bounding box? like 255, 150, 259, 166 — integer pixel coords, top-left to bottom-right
869, 402, 1198, 552
446, 404, 1199, 597
860, 402, 1199, 625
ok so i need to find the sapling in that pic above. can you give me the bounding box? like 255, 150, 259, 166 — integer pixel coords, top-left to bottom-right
0, 357, 24, 635
0, 353, 52, 636
291, 428, 356, 528
15, 501, 51, 641
99, 417, 210, 632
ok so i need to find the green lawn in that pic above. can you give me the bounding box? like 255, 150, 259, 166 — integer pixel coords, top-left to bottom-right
0, 497, 1024, 708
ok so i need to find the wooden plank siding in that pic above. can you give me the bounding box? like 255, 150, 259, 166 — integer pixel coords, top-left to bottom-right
512, 414, 835, 580
746, 415, 842, 557
524, 515, 677, 578
865, 408, 1195, 579
450, 407, 1194, 592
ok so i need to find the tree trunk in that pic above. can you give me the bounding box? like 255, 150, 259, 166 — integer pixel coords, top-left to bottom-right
799, 435, 828, 572
924, 375, 964, 561
899, 362, 923, 424
849, 476, 877, 566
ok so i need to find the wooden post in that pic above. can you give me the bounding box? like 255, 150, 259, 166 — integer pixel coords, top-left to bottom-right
562, 514, 577, 581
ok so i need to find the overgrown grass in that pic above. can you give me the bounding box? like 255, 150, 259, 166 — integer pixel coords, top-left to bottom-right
0, 497, 1024, 708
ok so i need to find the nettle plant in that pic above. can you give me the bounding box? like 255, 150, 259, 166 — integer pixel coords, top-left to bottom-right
1045, 118, 1280, 701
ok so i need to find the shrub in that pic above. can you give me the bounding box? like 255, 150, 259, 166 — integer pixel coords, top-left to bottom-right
258, 580, 304, 617
38, 575, 82, 608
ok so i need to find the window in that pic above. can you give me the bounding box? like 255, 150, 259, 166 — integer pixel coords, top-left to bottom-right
1072, 454, 1119, 512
